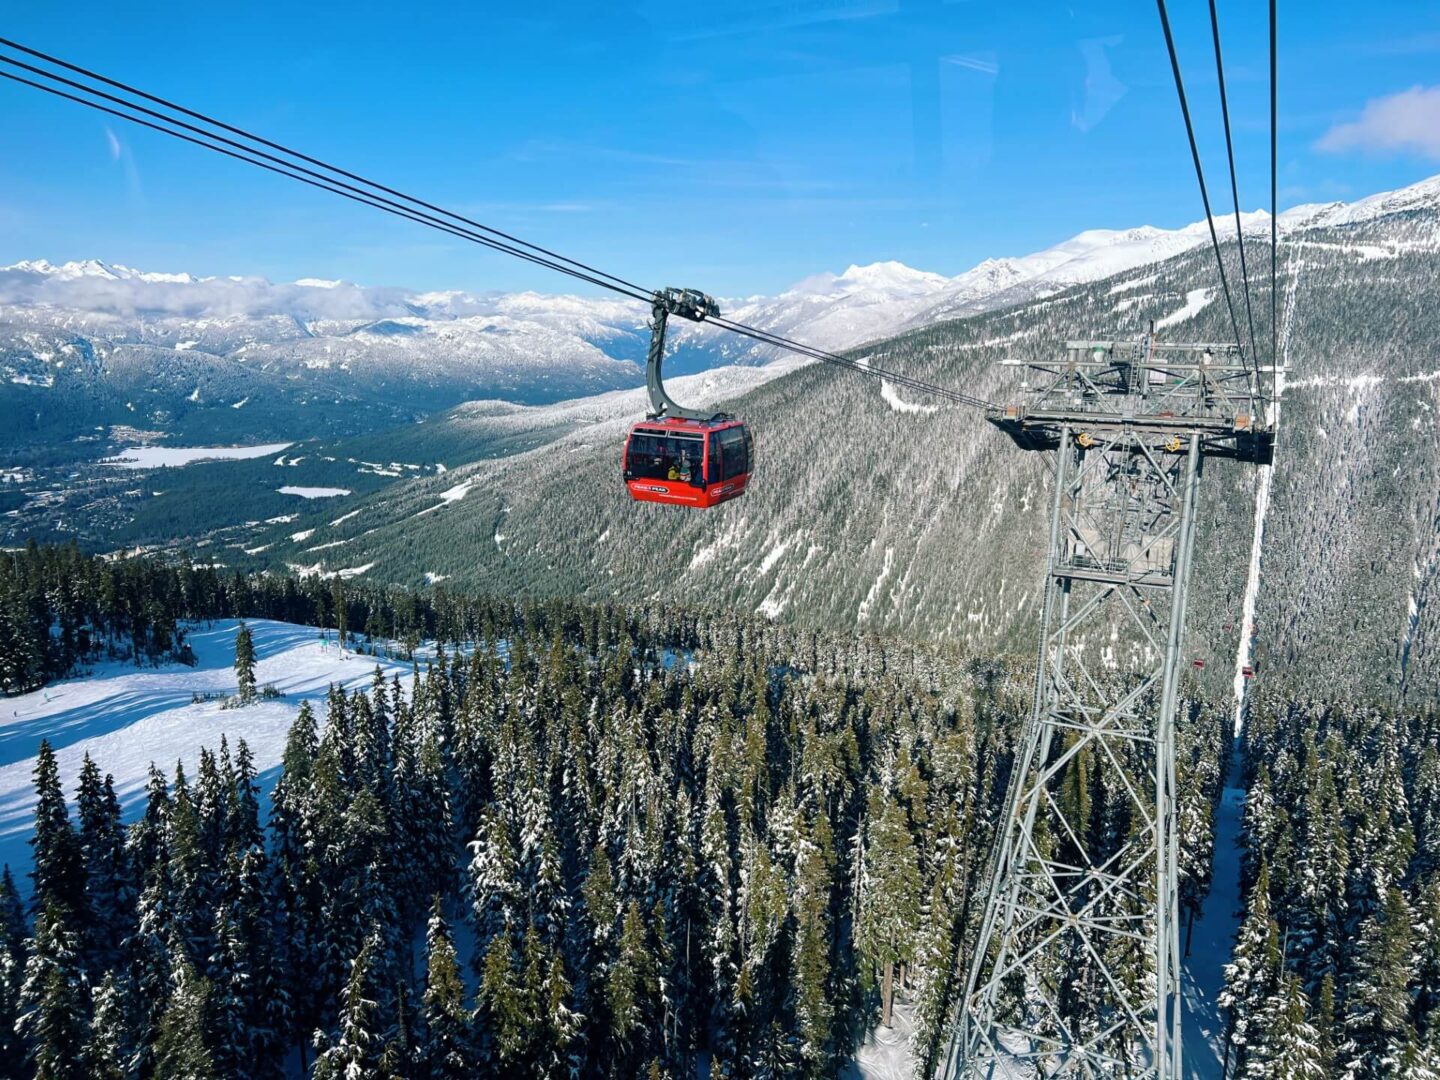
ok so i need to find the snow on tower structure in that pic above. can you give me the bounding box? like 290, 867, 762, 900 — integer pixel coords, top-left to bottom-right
944, 336, 1274, 1078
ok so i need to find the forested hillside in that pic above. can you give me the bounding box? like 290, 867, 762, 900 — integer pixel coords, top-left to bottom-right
0, 542, 470, 695
1221, 695, 1440, 1076
241, 186, 1440, 702
0, 548, 1243, 1079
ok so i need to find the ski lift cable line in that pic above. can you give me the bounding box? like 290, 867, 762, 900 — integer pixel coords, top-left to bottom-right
708, 316, 997, 409
1155, 0, 1248, 368
1207, 0, 1259, 365
1270, 0, 1280, 379
0, 35, 654, 300
0, 42, 999, 412
0, 61, 655, 304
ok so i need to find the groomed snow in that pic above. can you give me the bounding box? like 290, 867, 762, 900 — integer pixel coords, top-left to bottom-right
105, 443, 293, 469
0, 620, 418, 883
1156, 288, 1214, 330
845, 998, 917, 1079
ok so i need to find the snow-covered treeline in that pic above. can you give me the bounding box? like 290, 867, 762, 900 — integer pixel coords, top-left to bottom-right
0, 570, 1041, 1079
1222, 695, 1440, 1077
0, 542, 545, 695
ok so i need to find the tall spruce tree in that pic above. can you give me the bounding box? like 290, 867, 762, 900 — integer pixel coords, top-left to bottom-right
17, 900, 90, 1080
0, 866, 27, 1080
30, 741, 85, 919
420, 900, 471, 1080
1220, 861, 1281, 1069
313, 931, 385, 1080
1243, 973, 1330, 1079
85, 972, 134, 1080
234, 622, 256, 704
152, 952, 216, 1080
1341, 886, 1420, 1079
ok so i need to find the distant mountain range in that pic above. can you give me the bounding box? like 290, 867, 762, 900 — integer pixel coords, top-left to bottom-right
10, 177, 1437, 456
3, 174, 1434, 451
10, 172, 1440, 705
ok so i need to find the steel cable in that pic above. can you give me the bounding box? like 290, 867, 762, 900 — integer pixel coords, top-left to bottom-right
1156, 0, 1248, 365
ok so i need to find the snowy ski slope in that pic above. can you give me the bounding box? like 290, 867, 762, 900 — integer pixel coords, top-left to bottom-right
0, 619, 416, 883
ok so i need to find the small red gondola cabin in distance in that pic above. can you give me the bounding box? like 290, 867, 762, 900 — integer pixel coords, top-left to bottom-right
623, 416, 753, 508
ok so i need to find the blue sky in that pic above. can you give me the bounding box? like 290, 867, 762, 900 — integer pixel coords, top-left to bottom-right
2, 1, 1439, 296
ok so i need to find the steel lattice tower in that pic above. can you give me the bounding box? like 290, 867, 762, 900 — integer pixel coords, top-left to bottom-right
944, 338, 1273, 1079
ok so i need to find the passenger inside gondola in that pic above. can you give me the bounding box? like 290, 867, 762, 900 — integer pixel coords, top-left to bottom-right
627, 431, 704, 485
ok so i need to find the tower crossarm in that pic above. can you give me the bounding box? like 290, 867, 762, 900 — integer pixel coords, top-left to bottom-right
988, 339, 1275, 462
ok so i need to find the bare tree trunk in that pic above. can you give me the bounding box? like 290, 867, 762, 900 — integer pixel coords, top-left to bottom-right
883, 960, 895, 1027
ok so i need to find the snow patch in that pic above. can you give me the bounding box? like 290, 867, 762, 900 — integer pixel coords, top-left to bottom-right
1155, 288, 1214, 329
880, 380, 939, 415
278, 486, 351, 499
0, 620, 420, 880
757, 537, 792, 576
858, 547, 895, 623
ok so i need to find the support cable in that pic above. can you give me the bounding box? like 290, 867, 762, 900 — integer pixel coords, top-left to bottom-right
0, 42, 1001, 411
0, 69, 651, 302
1208, 0, 1258, 363
0, 35, 654, 300
1155, 0, 1247, 365
710, 316, 996, 409
1270, 0, 1279, 380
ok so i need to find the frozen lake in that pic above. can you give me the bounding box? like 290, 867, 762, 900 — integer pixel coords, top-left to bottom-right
105, 442, 293, 469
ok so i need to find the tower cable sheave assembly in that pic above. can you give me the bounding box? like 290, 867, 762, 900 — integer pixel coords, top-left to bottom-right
0, 36, 995, 415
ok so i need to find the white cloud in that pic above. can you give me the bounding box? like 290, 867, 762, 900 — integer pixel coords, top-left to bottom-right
104, 127, 122, 161
1317, 85, 1440, 159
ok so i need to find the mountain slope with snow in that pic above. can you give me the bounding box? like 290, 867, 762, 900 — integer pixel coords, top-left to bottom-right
224, 169, 1440, 704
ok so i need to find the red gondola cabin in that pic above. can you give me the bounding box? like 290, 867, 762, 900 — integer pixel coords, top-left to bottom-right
623, 416, 753, 508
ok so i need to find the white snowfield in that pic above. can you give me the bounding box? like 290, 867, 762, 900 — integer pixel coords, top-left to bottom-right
278, 485, 352, 498
0, 620, 416, 882
104, 442, 293, 469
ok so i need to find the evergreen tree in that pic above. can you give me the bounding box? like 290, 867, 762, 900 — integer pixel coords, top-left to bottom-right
477, 922, 526, 1070
152, 953, 216, 1080
420, 900, 471, 1080
30, 741, 86, 918
75, 757, 130, 968
86, 972, 134, 1080
234, 622, 257, 704
0, 866, 28, 1080
1341, 886, 1419, 1079
17, 901, 90, 1080
1219, 861, 1281, 1069
855, 780, 923, 1027
313, 932, 385, 1080
1242, 973, 1330, 1079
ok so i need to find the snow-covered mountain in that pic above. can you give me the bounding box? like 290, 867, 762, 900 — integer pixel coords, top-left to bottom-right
5, 172, 1438, 451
